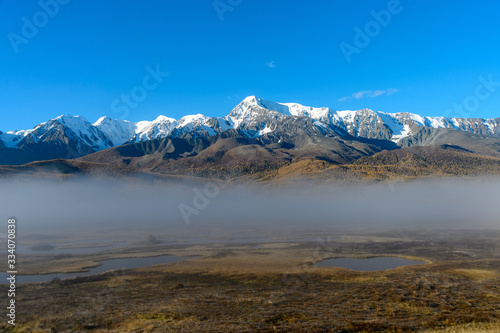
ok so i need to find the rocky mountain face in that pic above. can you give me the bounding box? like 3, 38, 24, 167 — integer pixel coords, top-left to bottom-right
1, 96, 499, 165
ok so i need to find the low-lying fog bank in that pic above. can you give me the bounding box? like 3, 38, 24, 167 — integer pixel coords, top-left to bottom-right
0, 177, 499, 242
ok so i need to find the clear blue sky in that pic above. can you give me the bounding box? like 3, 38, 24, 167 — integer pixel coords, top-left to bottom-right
1, 0, 500, 131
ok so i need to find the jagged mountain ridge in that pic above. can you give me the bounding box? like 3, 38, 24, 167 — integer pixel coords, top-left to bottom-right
1, 96, 499, 165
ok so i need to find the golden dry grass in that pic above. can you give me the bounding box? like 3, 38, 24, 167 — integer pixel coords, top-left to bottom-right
426, 321, 500, 332
2, 230, 500, 332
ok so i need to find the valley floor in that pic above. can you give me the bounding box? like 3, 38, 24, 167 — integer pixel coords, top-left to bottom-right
1, 229, 500, 332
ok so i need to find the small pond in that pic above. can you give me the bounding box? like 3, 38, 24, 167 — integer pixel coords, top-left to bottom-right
0, 255, 190, 284
315, 257, 427, 271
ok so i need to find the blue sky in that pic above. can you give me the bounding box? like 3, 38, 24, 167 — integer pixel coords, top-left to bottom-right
1, 0, 500, 131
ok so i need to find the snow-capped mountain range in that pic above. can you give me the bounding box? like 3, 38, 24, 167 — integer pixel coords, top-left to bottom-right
1, 96, 499, 160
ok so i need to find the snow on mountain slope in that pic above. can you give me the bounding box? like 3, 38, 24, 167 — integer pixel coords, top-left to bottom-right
176, 114, 217, 136
226, 96, 271, 128
132, 115, 177, 143
380, 112, 500, 141
229, 96, 331, 124
94, 116, 136, 146
229, 97, 403, 140
177, 114, 213, 132
254, 96, 331, 120
1, 97, 499, 156
225, 96, 344, 138
30, 115, 113, 151
0, 129, 36, 148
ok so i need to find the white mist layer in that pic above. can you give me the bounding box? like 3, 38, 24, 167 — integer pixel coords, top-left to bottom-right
0, 178, 499, 237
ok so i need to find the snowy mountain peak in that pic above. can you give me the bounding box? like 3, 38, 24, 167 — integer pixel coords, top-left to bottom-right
153, 115, 176, 123
235, 96, 334, 123
0, 129, 35, 148
93, 117, 135, 147
93, 116, 113, 126
229, 96, 330, 126
54, 114, 90, 125
179, 114, 209, 125
1, 96, 499, 159
242, 95, 259, 104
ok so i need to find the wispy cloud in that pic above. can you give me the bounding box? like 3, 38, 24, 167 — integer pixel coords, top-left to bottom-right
338, 88, 400, 102
266, 61, 276, 68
